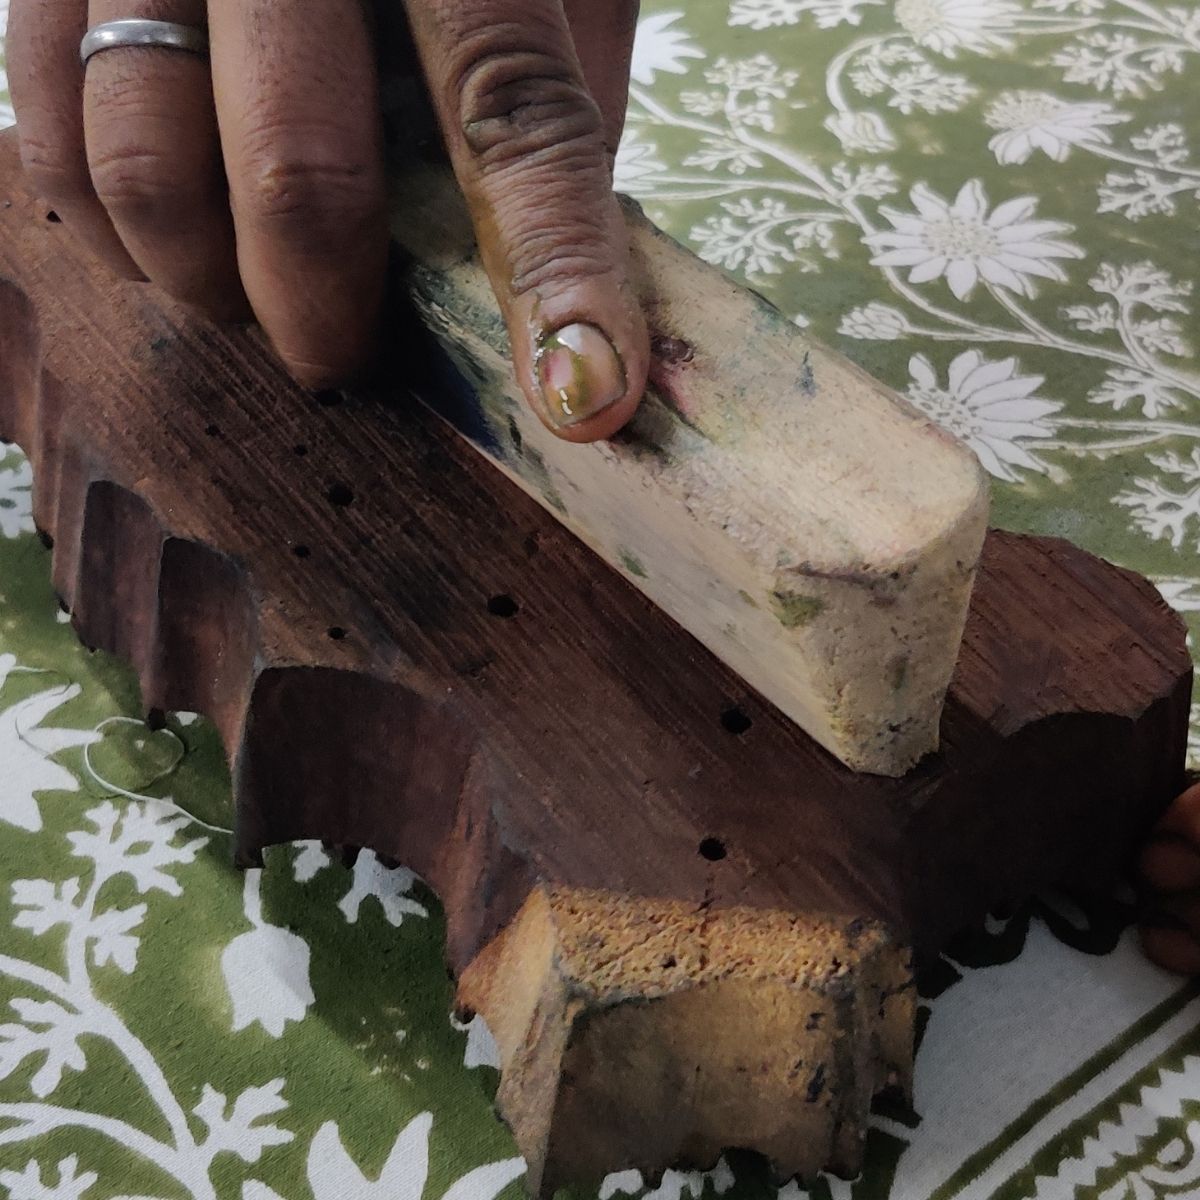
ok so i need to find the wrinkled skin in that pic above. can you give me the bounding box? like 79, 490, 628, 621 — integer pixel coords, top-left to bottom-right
6, 0, 648, 441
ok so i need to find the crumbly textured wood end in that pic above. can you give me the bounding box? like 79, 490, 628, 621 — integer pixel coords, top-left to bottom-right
389, 165, 990, 777
459, 886, 914, 1196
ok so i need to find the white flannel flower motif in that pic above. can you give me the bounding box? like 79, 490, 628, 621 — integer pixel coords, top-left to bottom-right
338, 850, 428, 926
0, 1156, 98, 1200
866, 180, 1084, 300
630, 12, 704, 85
193, 1079, 294, 1165
221, 870, 315, 1038
600, 1158, 735, 1200
1052, 32, 1167, 98
893, 0, 1022, 56
0, 684, 100, 833
0, 455, 34, 538
1034, 0, 1105, 11
1097, 168, 1192, 221
684, 137, 764, 175
824, 111, 896, 153
450, 1010, 502, 1070
614, 129, 668, 195
905, 351, 1062, 482
0, 453, 33, 540
730, 0, 884, 27
1130, 122, 1189, 166
1089, 260, 1191, 311
985, 91, 1127, 163
67, 801, 207, 894
704, 54, 799, 99
839, 302, 911, 340
0, 999, 89, 1098
1117, 450, 1200, 550
291, 839, 331, 882
1089, 367, 1186, 418
244, 1113, 525, 1200
689, 199, 798, 277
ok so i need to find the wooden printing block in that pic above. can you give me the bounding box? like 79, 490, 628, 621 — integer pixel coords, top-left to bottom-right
0, 129, 1190, 1193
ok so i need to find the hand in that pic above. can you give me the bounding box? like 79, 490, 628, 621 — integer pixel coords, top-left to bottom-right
6, 0, 648, 442
1139, 780, 1200, 973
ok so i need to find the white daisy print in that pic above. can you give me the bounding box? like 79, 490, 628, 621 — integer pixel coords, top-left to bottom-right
866, 180, 1084, 300
0, 455, 34, 539
905, 351, 1062, 482
985, 91, 1128, 163
893, 0, 1022, 56
630, 12, 704, 86
838, 301, 911, 340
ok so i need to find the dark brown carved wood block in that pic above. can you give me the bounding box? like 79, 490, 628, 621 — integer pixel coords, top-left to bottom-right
0, 129, 1190, 1194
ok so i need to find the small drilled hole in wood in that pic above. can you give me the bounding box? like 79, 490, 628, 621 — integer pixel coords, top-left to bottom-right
204, 424, 221, 437
720, 706, 752, 734
327, 626, 347, 640
698, 837, 727, 862
292, 544, 311, 559
326, 483, 354, 507
315, 390, 342, 407
293, 444, 308, 457
487, 594, 519, 618
661, 955, 677, 969
46, 210, 61, 223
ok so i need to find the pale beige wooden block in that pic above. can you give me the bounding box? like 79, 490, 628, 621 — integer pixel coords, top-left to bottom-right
390, 167, 990, 776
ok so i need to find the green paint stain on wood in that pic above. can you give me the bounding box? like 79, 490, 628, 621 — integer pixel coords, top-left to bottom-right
770, 590, 824, 628
889, 655, 909, 691
619, 548, 648, 578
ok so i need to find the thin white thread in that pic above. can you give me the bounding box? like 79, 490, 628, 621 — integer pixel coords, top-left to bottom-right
80, 715, 232, 835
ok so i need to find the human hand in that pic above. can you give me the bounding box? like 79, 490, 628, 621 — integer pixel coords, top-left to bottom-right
1139, 780, 1200, 973
6, 0, 647, 442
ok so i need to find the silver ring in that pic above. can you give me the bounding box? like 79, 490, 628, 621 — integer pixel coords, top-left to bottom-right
80, 19, 209, 67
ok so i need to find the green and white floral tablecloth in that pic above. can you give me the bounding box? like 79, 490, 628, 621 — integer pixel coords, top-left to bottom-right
3, 1, 1200, 1197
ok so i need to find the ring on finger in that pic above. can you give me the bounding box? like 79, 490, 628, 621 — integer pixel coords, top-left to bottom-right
81, 18, 208, 66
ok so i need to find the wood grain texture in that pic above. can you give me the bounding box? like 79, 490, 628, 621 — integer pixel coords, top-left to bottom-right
0, 129, 1190, 1191
388, 162, 990, 777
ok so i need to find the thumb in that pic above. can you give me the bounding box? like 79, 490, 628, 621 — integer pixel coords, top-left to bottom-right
404, 0, 649, 442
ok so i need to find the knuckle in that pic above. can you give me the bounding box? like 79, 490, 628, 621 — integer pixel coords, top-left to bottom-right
487, 173, 617, 296
19, 139, 90, 208
239, 148, 382, 246
89, 145, 197, 228
456, 45, 604, 166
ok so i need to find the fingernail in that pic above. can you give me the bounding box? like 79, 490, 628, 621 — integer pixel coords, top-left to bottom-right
536, 323, 626, 428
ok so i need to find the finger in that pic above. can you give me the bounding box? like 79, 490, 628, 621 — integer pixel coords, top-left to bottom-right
1154, 781, 1200, 843
6, 0, 141, 276
563, 0, 639, 157
208, 0, 389, 388
83, 3, 245, 318
406, 0, 649, 443
1140, 923, 1200, 975
1141, 891, 1200, 974
1139, 834, 1200, 894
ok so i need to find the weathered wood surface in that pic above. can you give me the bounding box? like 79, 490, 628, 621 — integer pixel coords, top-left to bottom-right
0, 130, 1190, 1192
389, 163, 990, 777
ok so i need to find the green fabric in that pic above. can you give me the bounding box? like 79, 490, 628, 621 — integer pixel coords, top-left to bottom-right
3, 1, 1200, 1197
